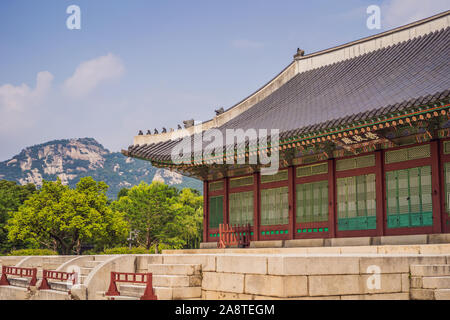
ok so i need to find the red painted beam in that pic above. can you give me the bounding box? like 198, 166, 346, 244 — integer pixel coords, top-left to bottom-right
375, 150, 385, 237
223, 177, 229, 226
253, 172, 260, 241
430, 140, 443, 233
288, 166, 295, 239
328, 159, 336, 238
203, 181, 208, 243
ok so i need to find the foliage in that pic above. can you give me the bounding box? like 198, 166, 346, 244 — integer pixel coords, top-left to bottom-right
0, 180, 36, 254
117, 188, 129, 199
7, 248, 58, 256
0, 138, 203, 199
100, 246, 152, 254
111, 182, 203, 250
7, 177, 129, 255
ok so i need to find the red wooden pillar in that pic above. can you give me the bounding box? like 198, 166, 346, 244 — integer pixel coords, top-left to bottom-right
223, 177, 229, 225
375, 150, 385, 236
253, 172, 260, 241
430, 140, 443, 233
288, 166, 295, 239
328, 159, 337, 238
203, 181, 209, 242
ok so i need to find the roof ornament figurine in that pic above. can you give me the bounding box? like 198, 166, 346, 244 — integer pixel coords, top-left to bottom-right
183, 119, 195, 128
138, 130, 143, 135
177, 124, 182, 130
215, 107, 225, 115
293, 48, 305, 60
162, 127, 167, 133
146, 130, 152, 135
154, 128, 159, 134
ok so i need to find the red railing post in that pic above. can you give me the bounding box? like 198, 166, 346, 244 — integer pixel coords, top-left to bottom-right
141, 273, 157, 300
29, 268, 37, 287
0, 266, 10, 286
105, 272, 120, 296
39, 270, 50, 290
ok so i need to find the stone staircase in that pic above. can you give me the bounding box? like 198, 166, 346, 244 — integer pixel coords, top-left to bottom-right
410, 264, 450, 300
31, 256, 109, 299
106, 263, 202, 300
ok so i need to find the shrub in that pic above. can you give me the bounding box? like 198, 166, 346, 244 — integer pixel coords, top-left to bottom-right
100, 247, 151, 255
99, 243, 178, 255
8, 248, 58, 256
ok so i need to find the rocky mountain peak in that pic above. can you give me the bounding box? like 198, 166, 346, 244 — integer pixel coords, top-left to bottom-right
0, 138, 201, 198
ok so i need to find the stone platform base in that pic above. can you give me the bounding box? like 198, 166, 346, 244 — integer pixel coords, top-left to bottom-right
196, 233, 450, 251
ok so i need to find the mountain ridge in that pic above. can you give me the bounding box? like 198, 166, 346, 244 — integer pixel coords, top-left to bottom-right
0, 138, 202, 198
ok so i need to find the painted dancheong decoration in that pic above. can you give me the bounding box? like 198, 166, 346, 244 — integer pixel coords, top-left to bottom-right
123, 11, 450, 244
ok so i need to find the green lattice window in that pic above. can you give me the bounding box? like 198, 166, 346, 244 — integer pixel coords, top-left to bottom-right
209, 196, 223, 229
230, 176, 254, 188
261, 170, 288, 184
209, 181, 224, 192
297, 163, 328, 178
386, 166, 433, 228
444, 141, 450, 155
337, 174, 376, 231
229, 191, 254, 226
296, 180, 328, 223
385, 145, 431, 164
261, 187, 289, 225
336, 155, 375, 171
445, 162, 450, 215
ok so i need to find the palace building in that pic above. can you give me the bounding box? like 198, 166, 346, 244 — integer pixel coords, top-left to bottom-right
123, 11, 450, 245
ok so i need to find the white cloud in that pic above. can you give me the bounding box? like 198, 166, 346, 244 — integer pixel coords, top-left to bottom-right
382, 0, 450, 29
0, 71, 53, 111
232, 39, 265, 49
62, 53, 125, 98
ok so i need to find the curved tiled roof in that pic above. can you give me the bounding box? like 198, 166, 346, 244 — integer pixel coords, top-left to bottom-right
126, 21, 450, 164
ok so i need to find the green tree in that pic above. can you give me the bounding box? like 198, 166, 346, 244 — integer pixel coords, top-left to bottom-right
112, 181, 179, 249
169, 188, 203, 249
112, 182, 204, 250
7, 177, 129, 255
117, 187, 129, 199
0, 180, 36, 253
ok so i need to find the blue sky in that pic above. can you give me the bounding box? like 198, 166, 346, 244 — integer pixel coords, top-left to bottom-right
0, 0, 449, 160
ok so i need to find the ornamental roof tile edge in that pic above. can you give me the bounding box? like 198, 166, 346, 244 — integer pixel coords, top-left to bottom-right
125, 11, 450, 167
131, 10, 450, 147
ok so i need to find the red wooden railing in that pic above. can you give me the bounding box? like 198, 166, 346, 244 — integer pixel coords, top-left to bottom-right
105, 272, 157, 300
39, 270, 77, 291
218, 223, 252, 248
234, 223, 252, 248
0, 266, 37, 288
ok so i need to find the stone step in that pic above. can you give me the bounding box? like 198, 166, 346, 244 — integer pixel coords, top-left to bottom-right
152, 274, 201, 287
147, 264, 201, 275
434, 289, 450, 300
80, 267, 93, 276
7, 277, 31, 288
119, 284, 201, 300
422, 276, 450, 289
34, 289, 72, 300
83, 260, 104, 268
171, 287, 202, 300
119, 284, 169, 299
45, 280, 78, 292
79, 275, 88, 284
410, 288, 435, 300
107, 295, 139, 300
410, 265, 450, 277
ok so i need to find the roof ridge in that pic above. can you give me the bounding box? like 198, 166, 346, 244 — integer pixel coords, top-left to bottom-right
296, 10, 450, 61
